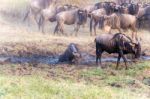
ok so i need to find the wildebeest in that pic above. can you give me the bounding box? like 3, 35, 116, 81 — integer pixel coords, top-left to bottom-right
95, 2, 117, 15
102, 13, 137, 41
115, 0, 132, 5
59, 43, 81, 64
95, 33, 141, 69
120, 3, 139, 15
90, 8, 106, 35
82, 5, 97, 17
23, 0, 57, 26
54, 9, 88, 36
137, 6, 150, 29
38, 4, 77, 33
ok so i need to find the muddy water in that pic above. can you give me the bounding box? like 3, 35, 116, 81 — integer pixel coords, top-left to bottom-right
0, 54, 150, 65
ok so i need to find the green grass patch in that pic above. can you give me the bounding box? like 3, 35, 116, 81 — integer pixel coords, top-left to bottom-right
0, 75, 149, 99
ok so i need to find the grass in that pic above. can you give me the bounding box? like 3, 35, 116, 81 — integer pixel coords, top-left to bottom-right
0, 61, 149, 99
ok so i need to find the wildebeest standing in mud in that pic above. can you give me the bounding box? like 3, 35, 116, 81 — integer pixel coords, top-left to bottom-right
23, 0, 57, 26
54, 9, 88, 36
59, 43, 81, 64
102, 13, 137, 41
95, 33, 141, 70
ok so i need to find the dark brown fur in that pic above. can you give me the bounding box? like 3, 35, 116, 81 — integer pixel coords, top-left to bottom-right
59, 43, 81, 64
95, 33, 141, 69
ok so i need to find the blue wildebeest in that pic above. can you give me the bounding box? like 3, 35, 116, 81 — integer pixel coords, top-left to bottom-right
54, 9, 88, 36
137, 6, 150, 29
90, 8, 106, 35
102, 13, 137, 41
38, 4, 78, 33
59, 43, 81, 64
23, 0, 57, 26
95, 33, 141, 70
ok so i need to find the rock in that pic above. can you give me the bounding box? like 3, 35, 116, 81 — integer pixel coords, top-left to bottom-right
143, 77, 150, 86
127, 80, 135, 85
109, 82, 122, 88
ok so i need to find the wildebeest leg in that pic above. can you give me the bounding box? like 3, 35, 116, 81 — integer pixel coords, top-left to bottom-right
98, 20, 101, 29
60, 22, 66, 36
39, 16, 45, 33
94, 21, 98, 36
41, 20, 45, 33
96, 52, 102, 66
116, 54, 121, 70
98, 17, 102, 29
54, 23, 59, 35
120, 51, 128, 70
23, 9, 32, 26
96, 44, 102, 66
23, 9, 30, 22
108, 27, 112, 34
90, 16, 93, 36
32, 11, 40, 28
38, 15, 44, 31
75, 24, 80, 36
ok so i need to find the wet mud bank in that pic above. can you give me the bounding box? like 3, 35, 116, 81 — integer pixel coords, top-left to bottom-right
0, 53, 150, 65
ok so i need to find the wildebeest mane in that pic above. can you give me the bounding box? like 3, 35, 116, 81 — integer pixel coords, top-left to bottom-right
112, 33, 132, 42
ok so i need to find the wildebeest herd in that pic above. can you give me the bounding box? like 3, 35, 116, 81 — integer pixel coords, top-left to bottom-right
23, 0, 150, 69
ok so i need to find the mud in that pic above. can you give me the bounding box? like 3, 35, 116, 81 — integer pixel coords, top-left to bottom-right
0, 53, 150, 65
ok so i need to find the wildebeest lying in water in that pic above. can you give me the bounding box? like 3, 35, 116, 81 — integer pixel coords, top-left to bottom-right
95, 33, 141, 70
59, 43, 81, 64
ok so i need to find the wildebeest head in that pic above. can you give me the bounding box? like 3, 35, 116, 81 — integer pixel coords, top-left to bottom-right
77, 9, 88, 25
69, 43, 81, 63
133, 42, 141, 58
104, 2, 116, 15
114, 5, 129, 14
128, 3, 139, 15
95, 2, 116, 15
117, 34, 141, 59
120, 3, 139, 15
